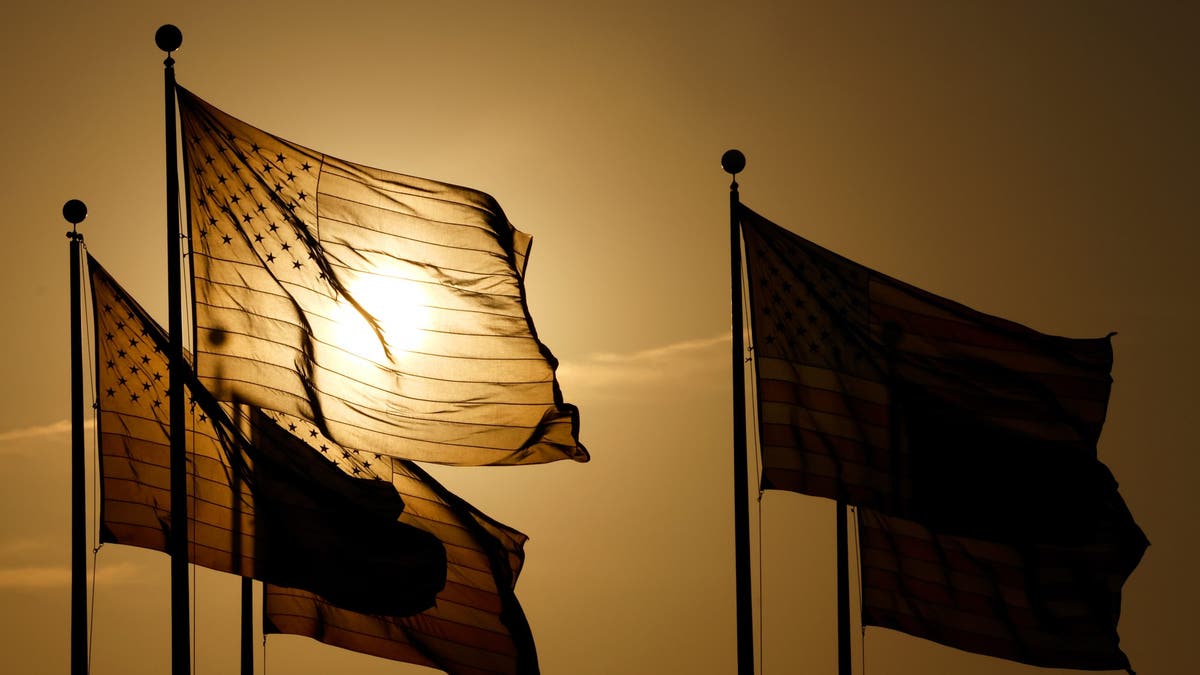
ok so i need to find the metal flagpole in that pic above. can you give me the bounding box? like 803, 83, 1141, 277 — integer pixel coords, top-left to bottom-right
231, 410, 255, 672
227, 403, 255, 675
232, 447, 253, 675
65, 199, 88, 675
837, 501, 851, 675
155, 23, 191, 675
723, 149, 755, 675
241, 578, 253, 674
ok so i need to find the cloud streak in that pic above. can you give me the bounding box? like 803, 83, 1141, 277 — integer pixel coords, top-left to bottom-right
557, 332, 731, 395
0, 560, 143, 590
0, 418, 93, 447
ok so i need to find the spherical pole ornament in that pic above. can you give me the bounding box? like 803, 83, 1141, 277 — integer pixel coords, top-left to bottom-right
721, 149, 746, 176
62, 199, 88, 225
155, 24, 183, 53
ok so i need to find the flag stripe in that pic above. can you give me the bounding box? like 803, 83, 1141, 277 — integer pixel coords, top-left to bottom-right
758, 379, 891, 426
192, 291, 550, 363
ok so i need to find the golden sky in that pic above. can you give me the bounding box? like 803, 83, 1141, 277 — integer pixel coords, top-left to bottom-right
2, 1, 1197, 674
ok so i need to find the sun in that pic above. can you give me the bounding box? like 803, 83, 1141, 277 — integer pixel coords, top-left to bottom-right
330, 274, 429, 363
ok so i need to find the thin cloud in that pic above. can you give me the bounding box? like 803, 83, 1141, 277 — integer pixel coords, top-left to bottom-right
0, 560, 143, 590
586, 333, 732, 363
557, 332, 731, 394
0, 418, 93, 447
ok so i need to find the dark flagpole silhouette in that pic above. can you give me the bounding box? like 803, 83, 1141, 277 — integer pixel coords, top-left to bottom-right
65, 198, 87, 675
155, 23, 191, 675
725, 154, 856, 675
155, 27, 256, 673
241, 546, 252, 674
230, 410, 253, 675
723, 149, 755, 675
836, 503, 851, 675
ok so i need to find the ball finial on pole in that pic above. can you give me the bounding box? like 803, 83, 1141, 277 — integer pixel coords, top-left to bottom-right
155, 24, 183, 53
721, 149, 746, 176
62, 199, 87, 226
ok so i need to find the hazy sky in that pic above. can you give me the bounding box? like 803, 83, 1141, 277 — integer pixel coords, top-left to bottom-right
2, 2, 1197, 674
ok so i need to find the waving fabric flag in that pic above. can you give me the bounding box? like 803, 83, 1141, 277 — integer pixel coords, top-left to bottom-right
739, 205, 1146, 670
263, 415, 540, 675
740, 204, 1115, 514
91, 255, 540, 671
91, 254, 445, 615
178, 86, 586, 466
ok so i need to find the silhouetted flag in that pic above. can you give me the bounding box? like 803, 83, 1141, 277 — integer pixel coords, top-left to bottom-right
740, 206, 1146, 669
261, 413, 539, 675
742, 204, 1114, 515
177, 86, 586, 466
90, 254, 447, 615
858, 506, 1143, 671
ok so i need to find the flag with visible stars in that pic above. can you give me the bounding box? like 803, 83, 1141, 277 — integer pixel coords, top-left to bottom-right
739, 205, 1145, 671
91, 255, 543, 672
262, 411, 540, 675
178, 86, 586, 467
742, 203, 1118, 516
92, 253, 445, 615
258, 410, 541, 675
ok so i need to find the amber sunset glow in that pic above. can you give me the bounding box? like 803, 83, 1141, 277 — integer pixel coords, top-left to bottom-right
2, 2, 1197, 675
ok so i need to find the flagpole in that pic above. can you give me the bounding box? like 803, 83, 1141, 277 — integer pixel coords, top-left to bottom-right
65, 199, 88, 675
241, 578, 253, 674
232, 448, 253, 675
723, 149, 754, 675
837, 501, 851, 675
156, 24, 191, 675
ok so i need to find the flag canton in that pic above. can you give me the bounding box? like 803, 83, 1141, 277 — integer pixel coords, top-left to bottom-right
746, 218, 877, 380
95, 275, 218, 439
181, 96, 332, 296
98, 299, 167, 412
259, 410, 389, 483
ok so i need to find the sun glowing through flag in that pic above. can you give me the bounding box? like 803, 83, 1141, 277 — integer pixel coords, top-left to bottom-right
179, 86, 586, 466
330, 274, 432, 363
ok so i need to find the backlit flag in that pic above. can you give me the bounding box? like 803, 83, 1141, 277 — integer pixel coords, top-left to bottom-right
263, 413, 540, 675
91, 254, 446, 616
178, 86, 586, 466
740, 205, 1146, 669
92, 256, 541, 672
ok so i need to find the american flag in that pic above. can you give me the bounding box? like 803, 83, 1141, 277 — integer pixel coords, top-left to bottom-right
739, 205, 1145, 670
91, 254, 540, 673
178, 86, 585, 466
92, 252, 251, 572
741, 204, 1115, 522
